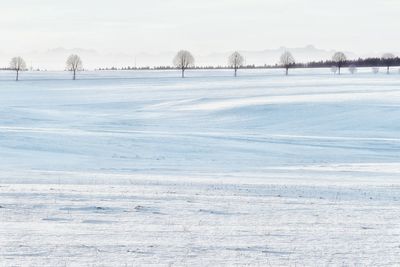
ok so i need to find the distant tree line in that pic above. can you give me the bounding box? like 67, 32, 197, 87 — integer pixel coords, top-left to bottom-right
99, 65, 265, 71
296, 56, 400, 69
2, 50, 400, 81
99, 52, 400, 76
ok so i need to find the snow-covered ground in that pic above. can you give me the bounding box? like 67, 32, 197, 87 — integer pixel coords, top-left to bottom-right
1, 68, 400, 266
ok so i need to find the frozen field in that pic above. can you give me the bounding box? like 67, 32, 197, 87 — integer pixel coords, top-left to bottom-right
1, 68, 400, 266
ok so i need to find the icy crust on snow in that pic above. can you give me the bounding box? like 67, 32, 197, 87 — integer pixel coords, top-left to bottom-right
0, 68, 400, 265
1, 183, 400, 266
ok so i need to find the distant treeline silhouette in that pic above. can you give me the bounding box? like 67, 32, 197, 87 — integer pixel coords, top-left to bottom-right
97, 57, 400, 71
98, 65, 272, 71
299, 57, 400, 68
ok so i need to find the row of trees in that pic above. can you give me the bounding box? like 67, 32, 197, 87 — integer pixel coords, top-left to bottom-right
7, 54, 82, 81
172, 50, 244, 78
172, 50, 374, 78
279, 51, 399, 76
5, 51, 399, 81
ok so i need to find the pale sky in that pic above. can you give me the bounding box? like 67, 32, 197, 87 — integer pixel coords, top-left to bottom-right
1, 0, 399, 56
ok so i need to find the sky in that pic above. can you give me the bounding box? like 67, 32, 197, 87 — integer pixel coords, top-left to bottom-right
1, 0, 399, 68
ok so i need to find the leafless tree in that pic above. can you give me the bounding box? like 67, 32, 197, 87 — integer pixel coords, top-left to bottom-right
382, 53, 395, 74
228, 51, 244, 77
66, 54, 83, 80
332, 52, 347, 75
348, 65, 357, 74
9, 57, 27, 81
173, 50, 195, 78
280, 51, 295, 75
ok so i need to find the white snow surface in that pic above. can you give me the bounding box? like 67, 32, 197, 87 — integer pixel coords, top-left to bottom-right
1, 68, 400, 266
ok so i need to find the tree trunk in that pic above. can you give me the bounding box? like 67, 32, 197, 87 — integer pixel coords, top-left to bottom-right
182, 68, 185, 78
234, 67, 237, 77
16, 70, 19, 81
387, 66, 390, 74
286, 67, 288, 76
338, 66, 341, 75
73, 70, 76, 80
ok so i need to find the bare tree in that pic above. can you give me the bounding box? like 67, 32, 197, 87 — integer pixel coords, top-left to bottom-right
228, 51, 244, 77
382, 53, 395, 74
280, 51, 295, 75
173, 50, 195, 78
9, 57, 27, 81
332, 52, 347, 75
66, 54, 83, 80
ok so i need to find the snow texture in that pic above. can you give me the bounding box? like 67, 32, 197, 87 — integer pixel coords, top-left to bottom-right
0, 68, 400, 266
